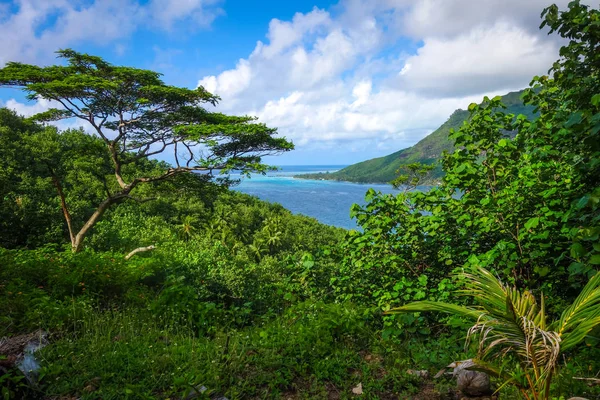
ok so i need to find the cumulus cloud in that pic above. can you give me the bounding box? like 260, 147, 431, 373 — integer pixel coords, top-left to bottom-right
396, 22, 558, 96
398, 0, 570, 39
1, 0, 577, 161
196, 0, 569, 155
2, 97, 96, 134
3, 98, 57, 117
148, 0, 223, 29
0, 0, 223, 66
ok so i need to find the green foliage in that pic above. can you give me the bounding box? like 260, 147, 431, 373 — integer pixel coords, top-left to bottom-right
36, 303, 425, 399
337, 1, 600, 333
0, 109, 63, 247
333, 2, 600, 398
332, 187, 460, 336
1, 2, 600, 399
0, 246, 160, 336
390, 162, 436, 190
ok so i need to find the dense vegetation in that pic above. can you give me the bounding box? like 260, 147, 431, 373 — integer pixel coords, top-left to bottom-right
1, 1, 599, 399
0, 49, 293, 252
296, 91, 536, 184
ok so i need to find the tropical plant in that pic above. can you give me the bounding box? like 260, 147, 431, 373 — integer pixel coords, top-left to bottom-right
387, 266, 600, 400
177, 215, 199, 241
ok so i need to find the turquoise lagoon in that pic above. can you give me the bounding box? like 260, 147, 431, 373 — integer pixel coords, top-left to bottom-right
231, 165, 400, 230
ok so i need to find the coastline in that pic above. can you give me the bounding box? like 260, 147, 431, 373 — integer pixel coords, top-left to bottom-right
293, 172, 441, 186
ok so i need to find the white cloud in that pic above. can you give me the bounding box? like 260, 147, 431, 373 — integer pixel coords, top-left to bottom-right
197, 6, 383, 110
258, 8, 331, 59
199, 59, 252, 99
0, 0, 223, 67
396, 22, 558, 96
1, 0, 575, 161
351, 80, 372, 108
4, 98, 57, 117
148, 0, 223, 30
196, 0, 566, 155
399, 0, 573, 39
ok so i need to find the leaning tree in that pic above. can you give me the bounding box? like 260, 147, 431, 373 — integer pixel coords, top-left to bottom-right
0, 50, 293, 252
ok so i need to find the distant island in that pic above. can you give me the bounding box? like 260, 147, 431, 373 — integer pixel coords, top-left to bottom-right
295, 90, 535, 185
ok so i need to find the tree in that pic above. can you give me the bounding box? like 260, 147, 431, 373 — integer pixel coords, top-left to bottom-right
0, 109, 63, 248
524, 0, 600, 278
335, 1, 600, 325
387, 266, 600, 400
0, 50, 293, 252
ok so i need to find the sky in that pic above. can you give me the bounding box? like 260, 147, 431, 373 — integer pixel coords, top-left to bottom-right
0, 0, 575, 165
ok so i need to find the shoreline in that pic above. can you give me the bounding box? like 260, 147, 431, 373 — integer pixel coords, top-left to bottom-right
293, 172, 440, 187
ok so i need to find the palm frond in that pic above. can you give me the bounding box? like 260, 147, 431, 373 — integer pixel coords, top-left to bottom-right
385, 300, 484, 320
553, 272, 600, 351
388, 267, 600, 400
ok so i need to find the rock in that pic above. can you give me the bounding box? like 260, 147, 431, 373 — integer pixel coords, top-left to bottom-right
448, 359, 492, 397
183, 385, 230, 400
457, 370, 491, 397
352, 383, 363, 395
407, 369, 430, 379
18, 336, 48, 383
0, 330, 48, 383
184, 385, 207, 399
0, 330, 47, 362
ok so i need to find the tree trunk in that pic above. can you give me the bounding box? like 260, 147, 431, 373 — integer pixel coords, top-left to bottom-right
71, 197, 114, 253
48, 167, 76, 245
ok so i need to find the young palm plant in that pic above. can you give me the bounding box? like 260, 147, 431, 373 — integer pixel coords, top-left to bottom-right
387, 266, 600, 400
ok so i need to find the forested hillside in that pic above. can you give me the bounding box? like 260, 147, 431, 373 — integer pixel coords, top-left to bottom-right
0, 2, 599, 399
297, 90, 536, 184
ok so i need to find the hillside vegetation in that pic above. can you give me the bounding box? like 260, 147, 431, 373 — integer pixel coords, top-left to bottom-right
297, 91, 536, 184
0, 2, 599, 399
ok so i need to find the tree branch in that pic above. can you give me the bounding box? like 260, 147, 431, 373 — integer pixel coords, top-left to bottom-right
125, 245, 156, 260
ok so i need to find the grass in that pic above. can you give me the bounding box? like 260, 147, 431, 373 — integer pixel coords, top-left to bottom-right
37, 302, 426, 399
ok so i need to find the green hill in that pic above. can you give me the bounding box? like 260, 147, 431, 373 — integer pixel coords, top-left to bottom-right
297, 90, 535, 184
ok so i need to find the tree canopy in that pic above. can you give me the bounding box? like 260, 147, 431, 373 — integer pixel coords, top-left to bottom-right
0, 50, 293, 252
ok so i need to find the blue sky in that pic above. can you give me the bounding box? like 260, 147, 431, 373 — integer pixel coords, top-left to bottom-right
0, 0, 571, 165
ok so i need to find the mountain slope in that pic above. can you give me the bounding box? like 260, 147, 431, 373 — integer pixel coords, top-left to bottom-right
297, 91, 535, 184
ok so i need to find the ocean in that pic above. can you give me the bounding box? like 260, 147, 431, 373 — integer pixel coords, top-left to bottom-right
230, 165, 401, 230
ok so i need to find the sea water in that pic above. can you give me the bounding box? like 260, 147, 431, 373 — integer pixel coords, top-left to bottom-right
231, 165, 401, 230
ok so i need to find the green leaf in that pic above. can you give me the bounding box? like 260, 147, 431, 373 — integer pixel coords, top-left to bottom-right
565, 112, 583, 127
524, 217, 539, 230
568, 262, 586, 275
576, 194, 590, 209
386, 301, 483, 320
571, 243, 586, 259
